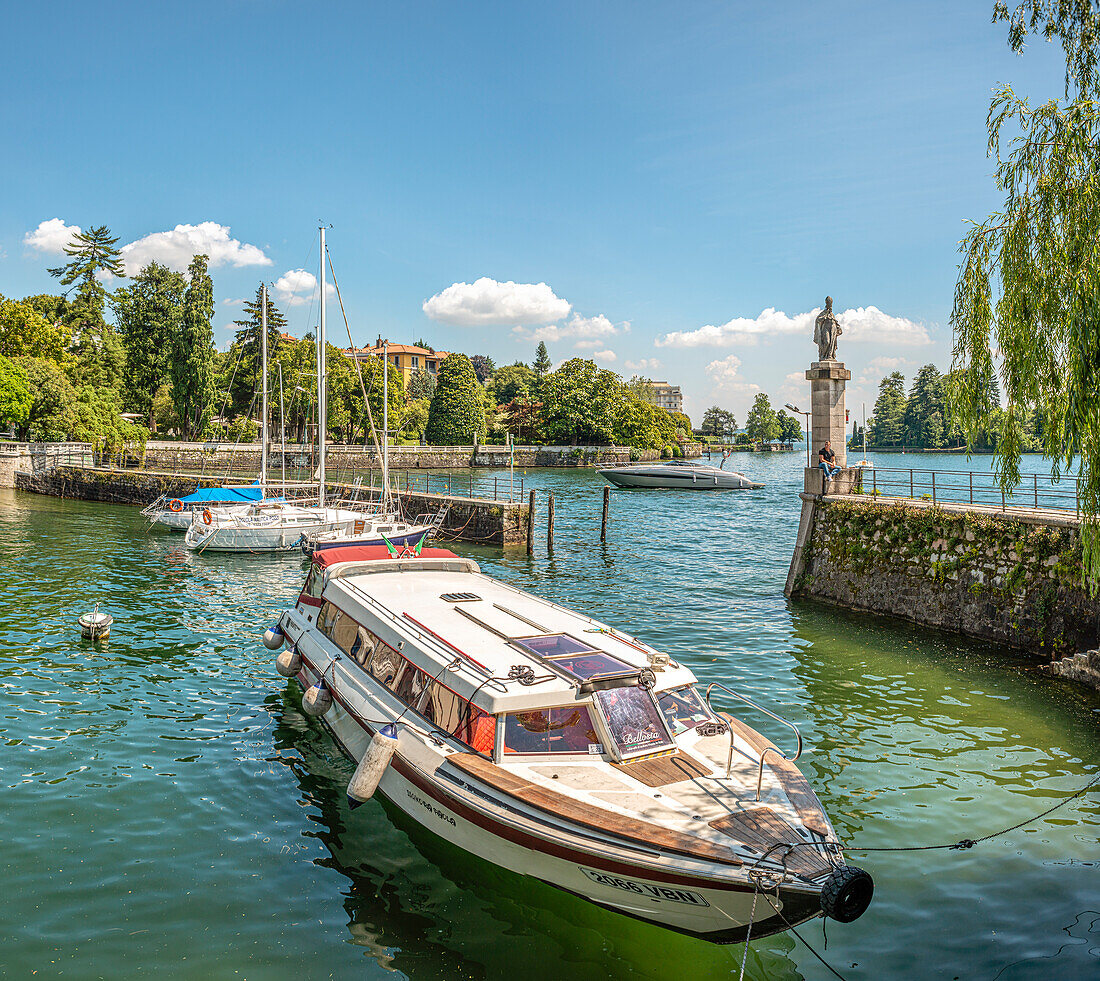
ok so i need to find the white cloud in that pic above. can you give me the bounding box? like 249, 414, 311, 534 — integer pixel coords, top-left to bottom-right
592, 349, 617, 362
706, 354, 743, 382
24, 218, 82, 254
705, 354, 761, 400
517, 312, 628, 348
221, 297, 246, 307
656, 305, 931, 349
625, 358, 662, 374
273, 268, 334, 307
119, 222, 271, 276
423, 277, 571, 326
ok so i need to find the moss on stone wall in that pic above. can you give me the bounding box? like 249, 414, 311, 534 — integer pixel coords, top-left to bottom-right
796, 498, 1097, 658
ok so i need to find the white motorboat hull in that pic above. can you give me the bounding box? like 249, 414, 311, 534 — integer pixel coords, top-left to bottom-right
149, 510, 194, 531
293, 656, 824, 943
601, 467, 762, 489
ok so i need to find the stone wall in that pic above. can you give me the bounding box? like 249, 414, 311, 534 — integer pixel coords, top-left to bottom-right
789, 496, 1100, 658
14, 466, 526, 546
138, 441, 701, 473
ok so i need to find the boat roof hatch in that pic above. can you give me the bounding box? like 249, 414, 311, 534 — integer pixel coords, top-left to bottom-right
510, 634, 644, 693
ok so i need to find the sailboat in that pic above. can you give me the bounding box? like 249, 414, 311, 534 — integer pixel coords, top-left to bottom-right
184, 228, 367, 553
854, 402, 874, 469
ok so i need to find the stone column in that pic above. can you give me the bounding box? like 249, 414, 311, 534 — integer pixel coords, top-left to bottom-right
807, 360, 850, 466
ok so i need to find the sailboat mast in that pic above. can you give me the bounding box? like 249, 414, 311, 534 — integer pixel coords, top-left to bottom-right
382, 339, 389, 506
279, 362, 286, 497
318, 226, 327, 508
260, 283, 268, 488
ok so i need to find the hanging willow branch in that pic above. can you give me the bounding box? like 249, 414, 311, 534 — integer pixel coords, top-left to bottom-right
951, 78, 1100, 589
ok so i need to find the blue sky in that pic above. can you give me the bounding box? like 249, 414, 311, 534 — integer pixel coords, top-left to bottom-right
0, 1, 1070, 422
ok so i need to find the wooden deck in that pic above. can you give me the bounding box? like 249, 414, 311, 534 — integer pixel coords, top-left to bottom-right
710, 806, 834, 880
610, 751, 711, 788
447, 752, 742, 866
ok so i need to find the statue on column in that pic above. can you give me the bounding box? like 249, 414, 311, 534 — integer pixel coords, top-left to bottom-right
814, 296, 842, 361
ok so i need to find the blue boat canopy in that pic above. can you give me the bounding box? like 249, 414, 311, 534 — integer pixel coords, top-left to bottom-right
178, 484, 264, 504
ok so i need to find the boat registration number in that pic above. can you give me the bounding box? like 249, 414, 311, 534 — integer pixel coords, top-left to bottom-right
579, 868, 710, 906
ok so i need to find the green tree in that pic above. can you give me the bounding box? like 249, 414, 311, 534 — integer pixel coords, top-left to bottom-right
615, 396, 676, 450
18, 357, 76, 440
231, 286, 288, 415
0, 297, 67, 361
399, 398, 430, 442
111, 261, 187, 428
532, 341, 552, 380
22, 294, 70, 327
489, 362, 535, 405
408, 367, 437, 400
426, 354, 486, 444
170, 254, 217, 438
540, 358, 622, 444
0, 355, 32, 430
47, 225, 124, 352
951, 1, 1100, 583
776, 409, 803, 445
745, 393, 779, 445
867, 372, 907, 447
700, 405, 738, 439
502, 398, 543, 443
903, 364, 947, 448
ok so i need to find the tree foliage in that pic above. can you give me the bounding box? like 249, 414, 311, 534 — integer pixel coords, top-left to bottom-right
700, 405, 738, 439
426, 354, 486, 444
952, 2, 1100, 584
469, 354, 496, 384
532, 342, 552, 379
868, 372, 907, 447
111, 262, 187, 427
745, 393, 779, 445
170, 254, 217, 438
408, 367, 437, 400
232, 286, 288, 412
489, 362, 534, 404
48, 225, 124, 348
0, 296, 67, 361
0, 355, 31, 428
540, 358, 623, 444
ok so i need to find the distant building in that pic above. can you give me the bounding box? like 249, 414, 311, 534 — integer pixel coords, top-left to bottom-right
344, 338, 451, 386
648, 381, 683, 414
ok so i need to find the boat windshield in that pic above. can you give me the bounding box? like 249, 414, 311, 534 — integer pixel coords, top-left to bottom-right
657, 686, 713, 735
594, 687, 675, 760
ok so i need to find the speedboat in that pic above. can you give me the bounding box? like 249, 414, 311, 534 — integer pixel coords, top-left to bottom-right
265, 545, 873, 943
142, 483, 265, 531
599, 460, 764, 489
300, 514, 434, 557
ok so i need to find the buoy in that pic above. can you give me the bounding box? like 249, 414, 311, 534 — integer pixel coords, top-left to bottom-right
79, 605, 113, 641
347, 724, 399, 808
820, 865, 874, 923
302, 679, 332, 716
262, 622, 285, 650
275, 646, 301, 677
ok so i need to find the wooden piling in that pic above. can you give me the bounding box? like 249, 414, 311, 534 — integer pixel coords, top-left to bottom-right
601, 485, 610, 543
547, 491, 555, 555
527, 488, 536, 556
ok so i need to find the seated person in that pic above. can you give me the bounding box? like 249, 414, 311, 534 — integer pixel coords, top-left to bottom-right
818, 440, 841, 482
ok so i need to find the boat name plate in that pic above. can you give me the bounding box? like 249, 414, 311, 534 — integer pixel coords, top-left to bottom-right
578, 868, 710, 906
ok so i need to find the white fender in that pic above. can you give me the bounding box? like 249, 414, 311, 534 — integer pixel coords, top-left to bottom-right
275, 647, 301, 678
347, 724, 399, 808
302, 680, 332, 716
262, 622, 285, 650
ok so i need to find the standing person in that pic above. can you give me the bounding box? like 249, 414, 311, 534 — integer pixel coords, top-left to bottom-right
818, 440, 840, 482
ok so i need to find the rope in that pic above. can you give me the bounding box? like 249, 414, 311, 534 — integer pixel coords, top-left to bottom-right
846, 767, 1100, 853
737, 879, 761, 981
758, 891, 850, 981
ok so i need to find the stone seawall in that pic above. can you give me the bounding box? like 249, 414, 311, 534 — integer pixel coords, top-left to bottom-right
15, 467, 526, 546
137, 441, 698, 473
789, 496, 1100, 659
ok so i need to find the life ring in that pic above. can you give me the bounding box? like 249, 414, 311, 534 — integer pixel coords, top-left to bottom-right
203, 509, 213, 525
168, 499, 184, 512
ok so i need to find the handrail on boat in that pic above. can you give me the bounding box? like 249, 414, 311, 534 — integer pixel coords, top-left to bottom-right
704, 682, 803, 801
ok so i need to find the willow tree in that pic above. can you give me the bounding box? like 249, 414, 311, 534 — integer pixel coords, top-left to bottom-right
951, 1, 1100, 586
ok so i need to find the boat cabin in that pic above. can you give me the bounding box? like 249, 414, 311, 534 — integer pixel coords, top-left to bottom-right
295, 546, 717, 765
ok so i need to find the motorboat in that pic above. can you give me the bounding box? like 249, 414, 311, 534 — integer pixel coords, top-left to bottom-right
599, 460, 764, 489
300, 508, 446, 557
266, 545, 873, 944
143, 483, 265, 531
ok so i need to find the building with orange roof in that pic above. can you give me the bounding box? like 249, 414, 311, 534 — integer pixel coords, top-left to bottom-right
343, 337, 451, 386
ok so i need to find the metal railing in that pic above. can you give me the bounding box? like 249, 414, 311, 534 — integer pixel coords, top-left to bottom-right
394, 470, 524, 503
704, 682, 803, 800
860, 466, 1081, 515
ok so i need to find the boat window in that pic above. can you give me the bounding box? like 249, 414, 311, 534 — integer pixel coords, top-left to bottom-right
394, 663, 429, 705
502, 706, 601, 755
513, 634, 595, 658
319, 601, 342, 638
657, 686, 713, 735
461, 706, 496, 755
298, 567, 325, 607
331, 613, 359, 656
594, 687, 675, 760
418, 680, 464, 733
366, 643, 404, 688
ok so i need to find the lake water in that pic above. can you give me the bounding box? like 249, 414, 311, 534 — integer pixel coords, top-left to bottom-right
1, 450, 1098, 980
